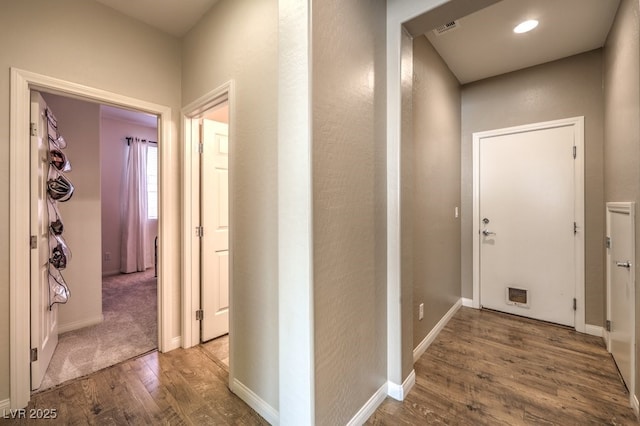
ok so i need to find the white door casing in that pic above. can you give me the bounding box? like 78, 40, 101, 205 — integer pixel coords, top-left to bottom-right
606, 202, 635, 401
472, 117, 585, 331
30, 92, 58, 390
201, 119, 230, 341
10, 68, 175, 410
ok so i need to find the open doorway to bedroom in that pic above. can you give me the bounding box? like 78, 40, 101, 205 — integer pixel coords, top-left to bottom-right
34, 92, 159, 390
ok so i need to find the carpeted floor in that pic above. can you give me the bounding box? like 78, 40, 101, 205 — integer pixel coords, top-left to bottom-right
38, 269, 157, 391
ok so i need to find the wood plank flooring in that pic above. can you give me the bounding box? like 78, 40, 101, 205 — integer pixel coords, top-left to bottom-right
7, 308, 638, 425
8, 343, 267, 425
367, 307, 639, 425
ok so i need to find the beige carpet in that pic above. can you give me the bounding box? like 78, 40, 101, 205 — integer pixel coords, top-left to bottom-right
38, 270, 157, 391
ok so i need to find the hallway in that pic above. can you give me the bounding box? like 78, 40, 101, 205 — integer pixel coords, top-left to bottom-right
11, 307, 637, 424
368, 308, 638, 424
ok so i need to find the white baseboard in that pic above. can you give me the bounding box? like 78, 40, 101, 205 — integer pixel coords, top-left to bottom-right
102, 269, 121, 277
231, 378, 279, 425
346, 382, 388, 426
413, 299, 462, 363
58, 314, 104, 334
585, 324, 604, 338
0, 399, 10, 412
461, 298, 473, 308
632, 394, 639, 418
387, 369, 416, 401
163, 336, 182, 352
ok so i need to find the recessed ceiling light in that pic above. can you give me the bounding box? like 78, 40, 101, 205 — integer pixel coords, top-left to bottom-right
514, 19, 539, 34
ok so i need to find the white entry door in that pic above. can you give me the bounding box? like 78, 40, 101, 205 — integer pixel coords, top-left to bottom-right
475, 120, 583, 327
201, 118, 229, 342
30, 91, 58, 389
606, 202, 635, 395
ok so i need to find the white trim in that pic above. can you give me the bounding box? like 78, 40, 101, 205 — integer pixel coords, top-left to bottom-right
181, 81, 233, 350
387, 369, 416, 401
472, 117, 586, 332
605, 202, 636, 411
346, 383, 388, 426
584, 324, 604, 338
0, 399, 10, 412
413, 300, 462, 363
632, 394, 639, 418
167, 336, 182, 352
57, 315, 104, 334
10, 68, 175, 409
230, 378, 279, 426
461, 298, 474, 308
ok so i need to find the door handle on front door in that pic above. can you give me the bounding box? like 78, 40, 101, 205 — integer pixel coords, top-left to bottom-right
482, 229, 496, 236
616, 261, 631, 268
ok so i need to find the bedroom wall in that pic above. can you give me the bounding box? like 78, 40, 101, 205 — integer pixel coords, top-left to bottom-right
41, 93, 103, 333
0, 0, 181, 402
100, 113, 158, 276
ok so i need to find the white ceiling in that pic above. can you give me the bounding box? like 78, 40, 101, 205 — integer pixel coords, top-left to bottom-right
101, 105, 158, 128
425, 0, 621, 84
94, 0, 219, 37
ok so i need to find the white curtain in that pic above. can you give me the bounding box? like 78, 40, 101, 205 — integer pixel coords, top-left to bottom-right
121, 137, 148, 273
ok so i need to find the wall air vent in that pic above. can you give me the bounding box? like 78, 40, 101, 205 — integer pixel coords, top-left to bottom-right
433, 20, 459, 36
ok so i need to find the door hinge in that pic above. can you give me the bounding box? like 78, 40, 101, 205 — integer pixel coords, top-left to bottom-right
30, 348, 38, 362
30, 122, 37, 136
30, 235, 37, 249
606, 236, 611, 249
198, 143, 203, 154
573, 298, 577, 311
606, 320, 611, 332
196, 226, 204, 238
196, 309, 204, 321
574, 222, 577, 234
572, 146, 577, 159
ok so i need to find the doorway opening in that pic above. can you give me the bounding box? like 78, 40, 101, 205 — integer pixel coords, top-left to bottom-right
182, 81, 234, 379
30, 92, 161, 391
10, 68, 175, 410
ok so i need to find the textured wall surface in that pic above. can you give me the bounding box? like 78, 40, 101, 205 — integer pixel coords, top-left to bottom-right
182, 0, 279, 410
461, 50, 605, 326
411, 36, 461, 349
0, 0, 181, 402
311, 0, 387, 424
603, 0, 640, 402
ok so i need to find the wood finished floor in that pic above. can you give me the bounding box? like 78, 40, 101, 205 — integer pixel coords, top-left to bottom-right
368, 307, 639, 425
8, 308, 638, 425
11, 339, 266, 425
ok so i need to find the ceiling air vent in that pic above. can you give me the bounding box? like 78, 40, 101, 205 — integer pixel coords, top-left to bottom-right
433, 20, 459, 36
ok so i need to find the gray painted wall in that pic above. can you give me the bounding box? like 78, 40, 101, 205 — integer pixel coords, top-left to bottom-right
603, 0, 640, 403
461, 50, 605, 326
311, 1, 388, 423
182, 0, 279, 410
411, 36, 462, 349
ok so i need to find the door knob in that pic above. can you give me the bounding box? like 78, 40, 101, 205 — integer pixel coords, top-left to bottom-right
616, 261, 631, 268
482, 229, 496, 236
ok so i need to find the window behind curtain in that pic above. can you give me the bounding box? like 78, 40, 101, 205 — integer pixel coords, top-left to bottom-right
147, 144, 158, 219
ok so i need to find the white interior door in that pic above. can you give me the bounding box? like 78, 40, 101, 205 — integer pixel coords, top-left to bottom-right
478, 124, 577, 326
201, 118, 229, 342
606, 202, 635, 395
30, 91, 58, 390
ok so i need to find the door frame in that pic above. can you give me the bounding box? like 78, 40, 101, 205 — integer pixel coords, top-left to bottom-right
181, 81, 234, 373
471, 116, 585, 332
9, 68, 176, 409
605, 201, 636, 407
